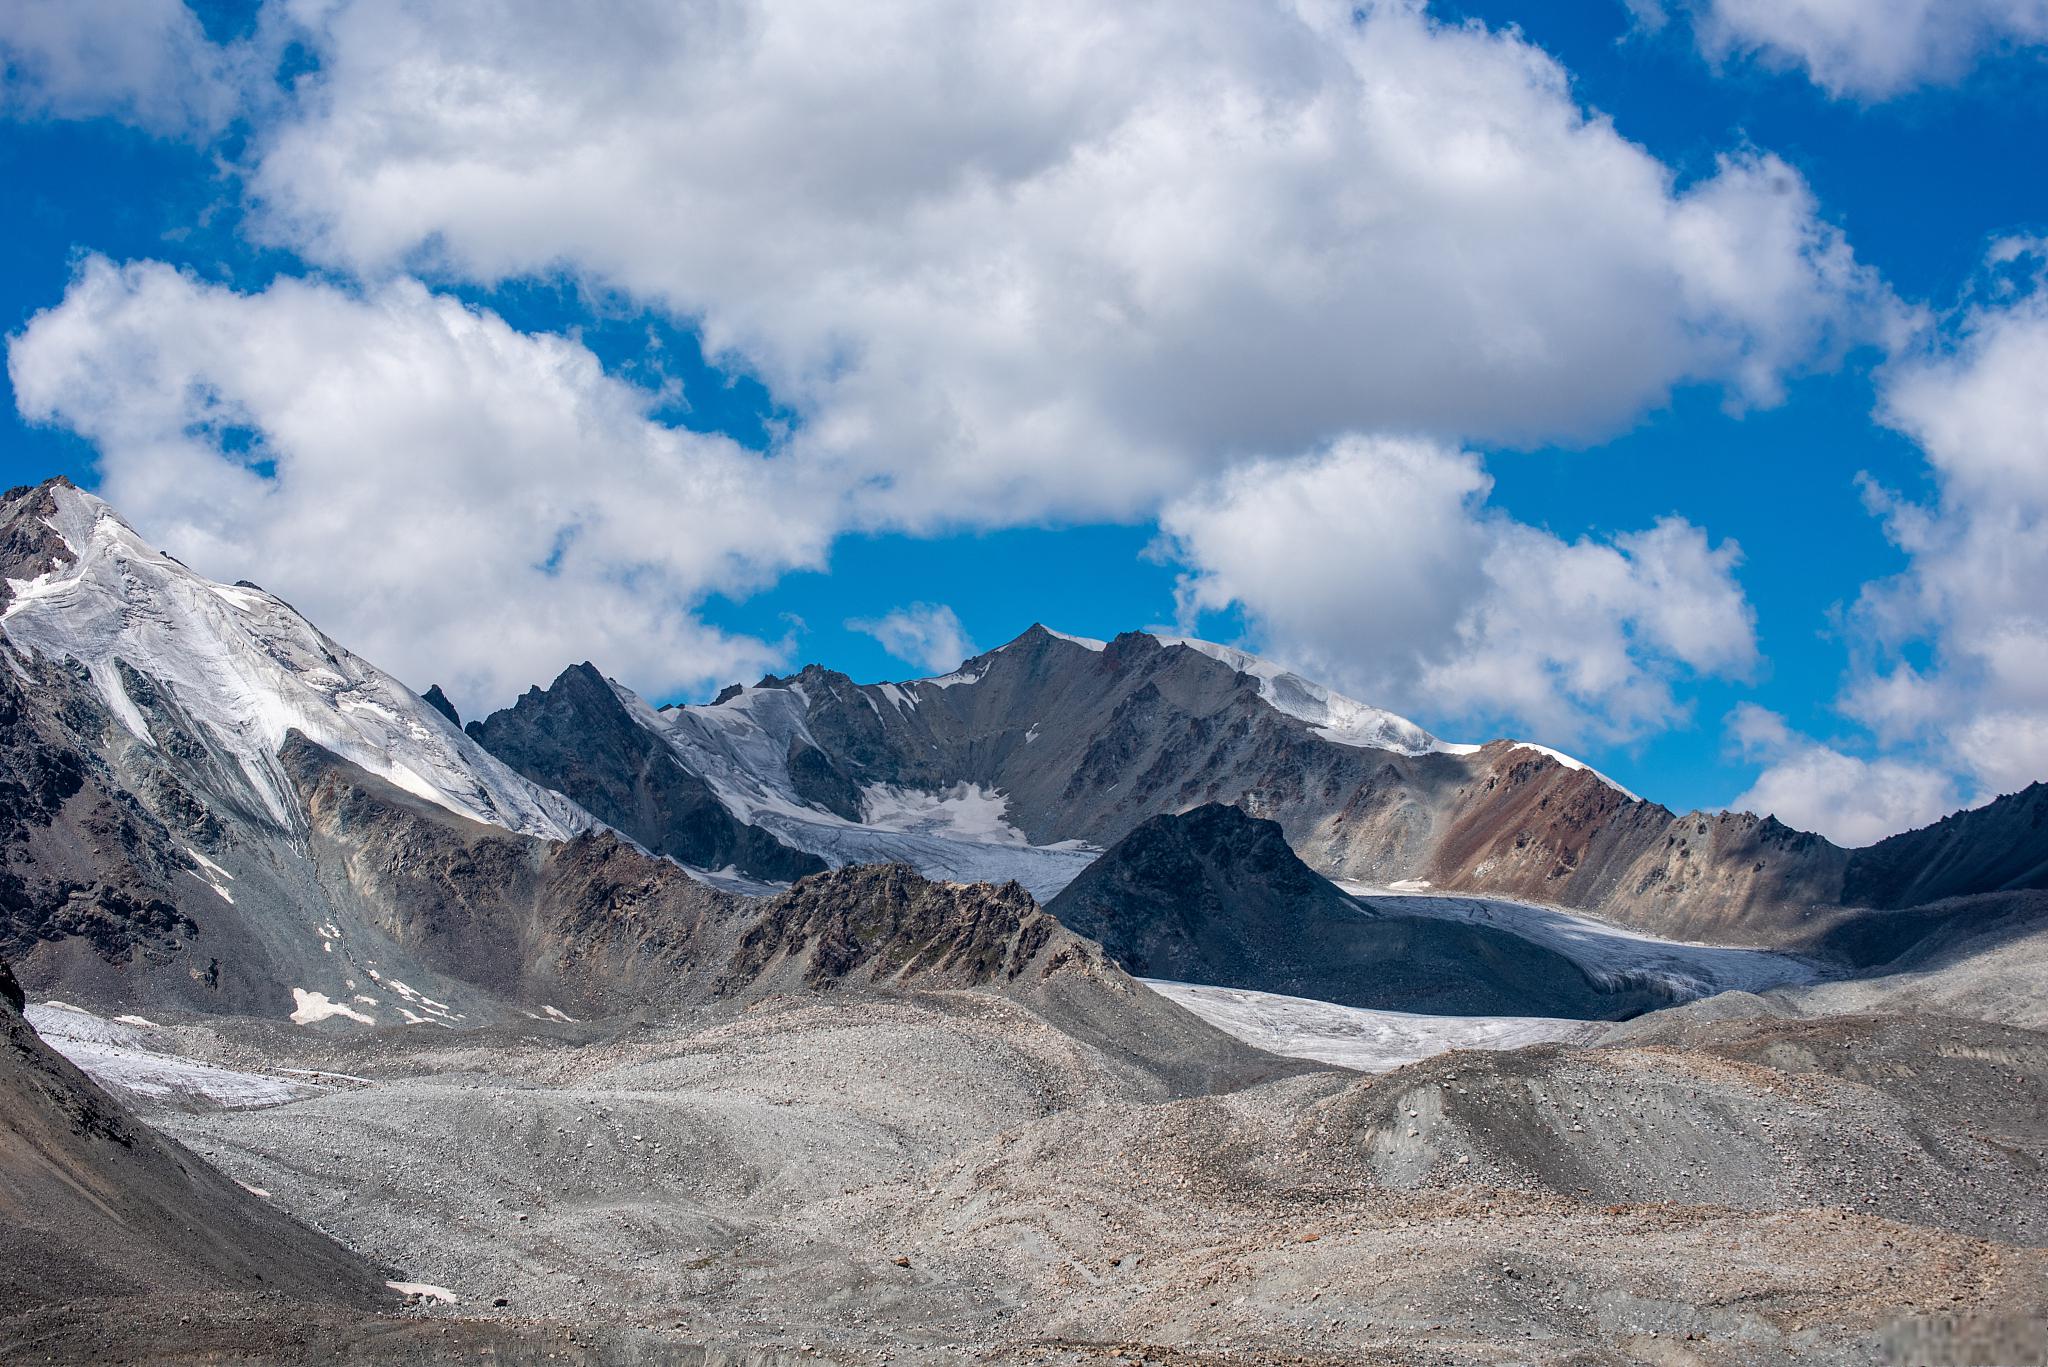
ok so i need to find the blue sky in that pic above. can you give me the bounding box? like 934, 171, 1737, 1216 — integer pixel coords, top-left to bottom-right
2, 0, 2045, 843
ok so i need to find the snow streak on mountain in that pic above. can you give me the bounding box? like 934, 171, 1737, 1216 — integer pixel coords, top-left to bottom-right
1, 484, 589, 840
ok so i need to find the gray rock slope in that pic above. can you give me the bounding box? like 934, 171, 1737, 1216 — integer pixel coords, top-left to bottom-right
1047, 803, 1672, 1019
0, 954, 387, 1314
1840, 781, 2048, 909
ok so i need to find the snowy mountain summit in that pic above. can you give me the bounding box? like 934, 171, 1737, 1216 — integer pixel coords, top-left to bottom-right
0, 482, 588, 840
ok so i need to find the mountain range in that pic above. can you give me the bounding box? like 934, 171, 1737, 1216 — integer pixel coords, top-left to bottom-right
4, 475, 2045, 1027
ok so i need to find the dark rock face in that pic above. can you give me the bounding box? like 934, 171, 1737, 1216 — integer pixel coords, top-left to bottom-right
724, 864, 1084, 992
467, 662, 824, 883
1842, 782, 2048, 910
0, 477, 76, 606
0, 957, 21, 1014
0, 659, 200, 972
785, 738, 864, 822
1049, 803, 1669, 1019
420, 683, 462, 729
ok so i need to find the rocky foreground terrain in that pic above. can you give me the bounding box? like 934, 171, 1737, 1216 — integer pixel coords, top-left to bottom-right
1, 986, 2040, 1364
8, 883, 2048, 1366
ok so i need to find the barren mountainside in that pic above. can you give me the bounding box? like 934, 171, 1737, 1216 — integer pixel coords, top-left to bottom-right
474, 623, 2045, 944
1048, 803, 1672, 1018
0, 954, 388, 1314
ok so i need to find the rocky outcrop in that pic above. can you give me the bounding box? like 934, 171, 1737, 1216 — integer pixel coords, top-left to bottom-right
723, 863, 1089, 993
467, 662, 824, 883
1048, 803, 1670, 1019
420, 683, 461, 729
0, 477, 77, 604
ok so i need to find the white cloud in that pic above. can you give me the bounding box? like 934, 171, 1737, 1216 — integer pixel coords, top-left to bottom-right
847, 603, 976, 676
7, 256, 824, 715
1728, 242, 2048, 841
1672, 0, 2048, 99
242, 0, 1896, 530
1725, 704, 1959, 846
1159, 436, 1758, 747
1841, 241, 2048, 797
6, 0, 1905, 749
0, 0, 243, 134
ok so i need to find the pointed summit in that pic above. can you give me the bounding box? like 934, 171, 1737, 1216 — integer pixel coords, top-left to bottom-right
420, 684, 462, 729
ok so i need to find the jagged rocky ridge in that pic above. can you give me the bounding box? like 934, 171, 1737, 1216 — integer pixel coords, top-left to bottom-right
473, 623, 2048, 946
464, 661, 824, 884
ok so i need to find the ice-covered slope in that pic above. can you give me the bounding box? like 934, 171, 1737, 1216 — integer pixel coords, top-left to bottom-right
625, 677, 1098, 898
1150, 636, 1448, 756
0, 483, 588, 840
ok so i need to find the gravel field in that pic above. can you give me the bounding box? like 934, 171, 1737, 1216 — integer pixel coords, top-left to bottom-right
49, 981, 2031, 1366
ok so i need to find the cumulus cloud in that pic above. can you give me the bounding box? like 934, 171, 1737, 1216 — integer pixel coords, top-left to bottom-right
8, 0, 1900, 747
241, 0, 1896, 529
1159, 437, 1758, 747
1724, 704, 1959, 846
7, 256, 822, 714
1655, 0, 2048, 99
1844, 241, 2048, 795
1731, 242, 2048, 839
0, 0, 243, 134
847, 603, 976, 676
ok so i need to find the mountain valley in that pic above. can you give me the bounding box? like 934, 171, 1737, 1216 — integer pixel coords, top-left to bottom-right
1, 477, 2044, 1364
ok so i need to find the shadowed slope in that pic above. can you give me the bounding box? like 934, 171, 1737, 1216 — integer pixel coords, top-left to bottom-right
0, 955, 388, 1313
1048, 802, 1671, 1019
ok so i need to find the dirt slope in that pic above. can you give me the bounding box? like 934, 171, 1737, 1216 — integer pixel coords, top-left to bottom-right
0, 955, 388, 1314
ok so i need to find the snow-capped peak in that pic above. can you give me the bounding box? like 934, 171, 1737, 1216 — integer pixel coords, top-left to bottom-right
1150, 635, 1449, 757
1147, 635, 1634, 793
0, 484, 591, 840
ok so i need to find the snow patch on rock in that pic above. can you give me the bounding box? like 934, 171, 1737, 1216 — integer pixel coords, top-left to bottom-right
1143, 980, 1605, 1073
289, 988, 375, 1026
1151, 636, 1448, 757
